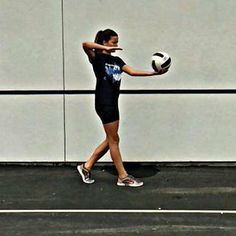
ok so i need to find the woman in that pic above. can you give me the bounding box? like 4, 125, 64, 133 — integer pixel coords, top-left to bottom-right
78, 29, 167, 187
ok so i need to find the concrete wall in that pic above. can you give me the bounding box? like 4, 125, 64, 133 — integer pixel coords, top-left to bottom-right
66, 94, 236, 162
64, 0, 236, 89
0, 95, 64, 161
0, 0, 63, 90
0, 0, 235, 162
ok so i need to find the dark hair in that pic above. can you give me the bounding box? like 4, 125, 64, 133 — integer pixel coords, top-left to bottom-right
94, 29, 118, 45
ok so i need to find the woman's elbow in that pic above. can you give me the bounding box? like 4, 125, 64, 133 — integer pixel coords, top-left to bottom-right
82, 42, 92, 49
128, 71, 136, 76
82, 42, 87, 48
126, 69, 138, 76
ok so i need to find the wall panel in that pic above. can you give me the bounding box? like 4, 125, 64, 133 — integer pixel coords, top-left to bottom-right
0, 0, 63, 90
0, 96, 64, 161
65, 94, 236, 162
63, 0, 236, 90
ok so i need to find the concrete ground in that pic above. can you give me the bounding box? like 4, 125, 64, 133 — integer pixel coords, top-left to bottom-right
0, 163, 236, 235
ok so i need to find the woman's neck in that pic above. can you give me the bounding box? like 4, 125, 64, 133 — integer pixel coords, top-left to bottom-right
102, 50, 111, 55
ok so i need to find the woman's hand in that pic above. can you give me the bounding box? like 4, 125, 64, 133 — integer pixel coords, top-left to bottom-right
151, 68, 169, 76
105, 46, 123, 52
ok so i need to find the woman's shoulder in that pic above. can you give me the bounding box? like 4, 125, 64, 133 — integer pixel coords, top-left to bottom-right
94, 53, 125, 64
113, 55, 126, 66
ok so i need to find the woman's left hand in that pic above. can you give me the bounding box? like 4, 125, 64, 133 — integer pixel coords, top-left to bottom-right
152, 68, 169, 75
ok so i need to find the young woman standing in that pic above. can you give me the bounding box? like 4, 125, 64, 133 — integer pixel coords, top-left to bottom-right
78, 29, 167, 187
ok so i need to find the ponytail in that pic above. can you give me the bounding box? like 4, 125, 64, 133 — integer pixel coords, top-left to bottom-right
94, 30, 104, 45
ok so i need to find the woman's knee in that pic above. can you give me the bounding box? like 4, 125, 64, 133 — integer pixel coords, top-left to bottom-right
107, 133, 120, 145
104, 121, 120, 145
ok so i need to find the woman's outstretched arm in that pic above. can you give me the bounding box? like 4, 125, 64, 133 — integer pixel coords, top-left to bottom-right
122, 64, 167, 76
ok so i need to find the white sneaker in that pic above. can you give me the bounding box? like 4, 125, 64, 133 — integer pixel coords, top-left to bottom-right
117, 175, 143, 187
77, 164, 95, 184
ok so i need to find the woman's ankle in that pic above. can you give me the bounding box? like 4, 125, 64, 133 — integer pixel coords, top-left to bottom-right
83, 162, 92, 171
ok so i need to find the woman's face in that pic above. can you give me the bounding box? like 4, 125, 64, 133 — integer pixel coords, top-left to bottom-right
104, 36, 119, 47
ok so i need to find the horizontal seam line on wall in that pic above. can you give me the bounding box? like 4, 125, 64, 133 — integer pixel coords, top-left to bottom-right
0, 89, 235, 95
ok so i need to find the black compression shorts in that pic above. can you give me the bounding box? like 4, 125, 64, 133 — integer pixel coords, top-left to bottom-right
95, 104, 119, 124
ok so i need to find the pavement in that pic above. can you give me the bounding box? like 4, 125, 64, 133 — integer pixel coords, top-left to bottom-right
0, 163, 236, 235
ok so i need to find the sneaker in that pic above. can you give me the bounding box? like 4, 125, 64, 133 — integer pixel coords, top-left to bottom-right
77, 164, 95, 184
117, 175, 143, 187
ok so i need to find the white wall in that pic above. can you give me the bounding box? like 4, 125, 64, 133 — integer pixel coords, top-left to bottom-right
66, 94, 236, 162
0, 95, 64, 161
0, 0, 236, 162
64, 0, 236, 89
0, 0, 63, 90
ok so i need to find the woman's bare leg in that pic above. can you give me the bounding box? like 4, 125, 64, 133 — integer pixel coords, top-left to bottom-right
103, 120, 127, 179
84, 139, 109, 170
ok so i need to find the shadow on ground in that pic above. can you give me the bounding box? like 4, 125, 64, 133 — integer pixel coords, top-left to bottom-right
101, 163, 160, 178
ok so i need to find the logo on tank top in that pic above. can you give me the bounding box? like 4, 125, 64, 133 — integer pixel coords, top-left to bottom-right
104, 63, 122, 83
